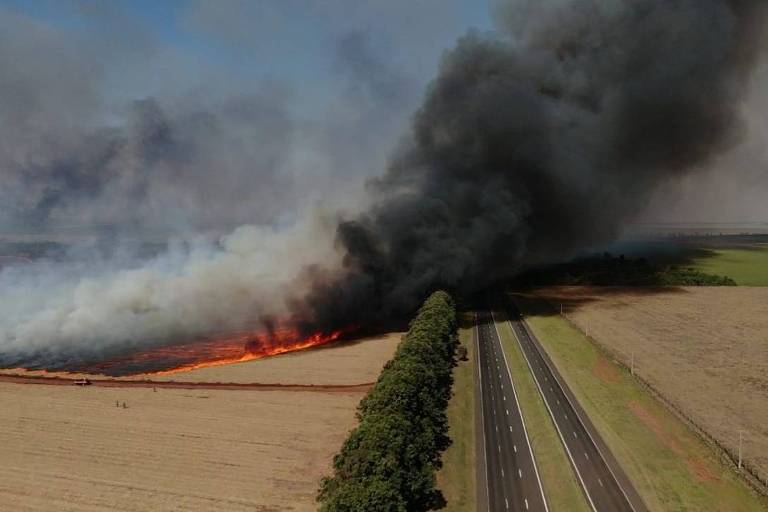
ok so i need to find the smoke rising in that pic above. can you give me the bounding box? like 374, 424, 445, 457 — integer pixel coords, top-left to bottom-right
1, 0, 767, 369
290, 0, 768, 333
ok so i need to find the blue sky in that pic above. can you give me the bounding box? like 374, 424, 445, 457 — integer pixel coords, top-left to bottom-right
0, 0, 494, 106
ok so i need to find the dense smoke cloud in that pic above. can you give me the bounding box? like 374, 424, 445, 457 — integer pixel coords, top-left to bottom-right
1, 0, 767, 368
291, 0, 768, 333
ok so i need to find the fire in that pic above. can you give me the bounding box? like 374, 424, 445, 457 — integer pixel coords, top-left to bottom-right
154, 329, 344, 375
77, 328, 345, 376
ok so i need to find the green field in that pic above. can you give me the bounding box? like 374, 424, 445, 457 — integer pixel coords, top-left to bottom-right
493, 309, 591, 512
513, 293, 768, 512
438, 314, 477, 511
687, 246, 768, 286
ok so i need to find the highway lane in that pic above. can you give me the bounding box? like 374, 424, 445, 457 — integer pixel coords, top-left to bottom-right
503, 305, 647, 512
476, 311, 548, 512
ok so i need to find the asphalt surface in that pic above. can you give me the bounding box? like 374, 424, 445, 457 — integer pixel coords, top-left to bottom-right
476, 311, 548, 512
503, 305, 646, 512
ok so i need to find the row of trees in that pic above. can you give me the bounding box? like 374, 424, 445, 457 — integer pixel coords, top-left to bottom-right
317, 291, 458, 511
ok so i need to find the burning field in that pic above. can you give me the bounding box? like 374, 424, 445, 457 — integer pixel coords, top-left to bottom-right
72, 328, 345, 377
0, 333, 400, 511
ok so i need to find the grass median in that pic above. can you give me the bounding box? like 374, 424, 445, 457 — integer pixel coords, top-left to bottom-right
438, 313, 477, 512
513, 292, 768, 512
492, 308, 591, 512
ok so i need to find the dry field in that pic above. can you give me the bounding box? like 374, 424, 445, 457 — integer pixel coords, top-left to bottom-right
0, 334, 400, 511
533, 286, 768, 479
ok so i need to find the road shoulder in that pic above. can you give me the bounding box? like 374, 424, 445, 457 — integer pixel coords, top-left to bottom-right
438, 313, 479, 511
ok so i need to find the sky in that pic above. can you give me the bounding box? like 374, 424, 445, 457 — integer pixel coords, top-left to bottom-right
1, 0, 493, 111
0, 0, 496, 235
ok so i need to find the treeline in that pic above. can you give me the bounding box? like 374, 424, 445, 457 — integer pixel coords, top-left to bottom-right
515, 253, 736, 287
317, 291, 458, 511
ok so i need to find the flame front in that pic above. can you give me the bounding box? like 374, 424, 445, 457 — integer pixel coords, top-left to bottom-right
154, 329, 343, 375
77, 328, 344, 376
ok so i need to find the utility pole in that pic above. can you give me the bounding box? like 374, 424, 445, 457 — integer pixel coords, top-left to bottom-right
738, 430, 743, 470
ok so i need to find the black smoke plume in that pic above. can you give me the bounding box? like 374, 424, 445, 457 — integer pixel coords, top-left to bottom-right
292, 0, 768, 333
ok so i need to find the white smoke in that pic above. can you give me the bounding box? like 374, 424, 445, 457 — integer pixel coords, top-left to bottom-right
0, 215, 340, 363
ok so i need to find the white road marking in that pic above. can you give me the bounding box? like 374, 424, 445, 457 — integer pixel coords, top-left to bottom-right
502, 468, 505, 477
513, 444, 517, 453
598, 478, 604, 487
506, 498, 510, 509
498, 444, 501, 453
584, 452, 589, 460
518, 469, 523, 479
506, 313, 597, 512
509, 425, 513, 433
506, 409, 509, 416
490, 311, 550, 512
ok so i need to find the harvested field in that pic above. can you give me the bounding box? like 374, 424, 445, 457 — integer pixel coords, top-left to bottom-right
0, 334, 400, 511
533, 286, 768, 481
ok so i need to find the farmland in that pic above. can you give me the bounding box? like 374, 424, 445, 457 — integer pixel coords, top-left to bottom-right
686, 245, 768, 286
0, 335, 399, 511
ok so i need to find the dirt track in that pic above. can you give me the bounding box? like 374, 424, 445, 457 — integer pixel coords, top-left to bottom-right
0, 373, 373, 392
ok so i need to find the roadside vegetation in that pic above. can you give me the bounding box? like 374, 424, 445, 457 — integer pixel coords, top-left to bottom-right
513, 293, 768, 512
516, 253, 735, 287
437, 313, 477, 512
492, 309, 591, 512
317, 291, 458, 511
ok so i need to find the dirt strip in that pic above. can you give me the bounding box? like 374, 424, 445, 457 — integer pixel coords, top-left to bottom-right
0, 373, 374, 392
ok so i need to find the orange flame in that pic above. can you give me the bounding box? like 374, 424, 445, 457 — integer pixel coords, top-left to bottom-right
76, 328, 345, 376
154, 329, 343, 375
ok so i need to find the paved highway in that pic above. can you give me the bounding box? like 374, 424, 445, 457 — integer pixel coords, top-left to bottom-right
476, 311, 548, 512
503, 305, 647, 512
